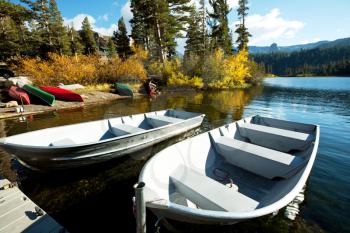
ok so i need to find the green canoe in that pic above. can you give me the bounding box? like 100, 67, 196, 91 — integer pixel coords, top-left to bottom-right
22, 84, 55, 106
114, 83, 133, 97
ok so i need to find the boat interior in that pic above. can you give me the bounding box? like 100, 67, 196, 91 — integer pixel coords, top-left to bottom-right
143, 116, 318, 213
2, 110, 200, 147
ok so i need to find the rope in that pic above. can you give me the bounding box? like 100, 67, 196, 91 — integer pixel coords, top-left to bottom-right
213, 168, 235, 188
154, 217, 162, 233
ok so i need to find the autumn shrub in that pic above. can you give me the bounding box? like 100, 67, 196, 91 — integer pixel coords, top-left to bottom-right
167, 72, 203, 89
18, 53, 147, 86
202, 49, 225, 86
148, 59, 179, 79
183, 53, 203, 77
97, 56, 147, 83
147, 61, 163, 77
209, 49, 251, 89
200, 49, 252, 89
131, 44, 149, 62
247, 60, 265, 84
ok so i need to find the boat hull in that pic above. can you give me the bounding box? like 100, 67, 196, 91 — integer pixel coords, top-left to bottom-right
1, 114, 204, 170
39, 86, 83, 102
139, 116, 320, 225
115, 83, 133, 96
22, 84, 55, 106
8, 86, 30, 104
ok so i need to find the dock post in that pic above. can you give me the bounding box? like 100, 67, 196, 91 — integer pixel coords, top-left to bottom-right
134, 182, 146, 233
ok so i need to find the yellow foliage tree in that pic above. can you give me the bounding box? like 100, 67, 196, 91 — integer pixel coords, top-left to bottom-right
17, 53, 147, 86
223, 49, 251, 87
208, 49, 251, 89
167, 72, 203, 89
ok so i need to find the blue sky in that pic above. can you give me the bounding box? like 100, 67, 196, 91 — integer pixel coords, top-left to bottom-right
12, 0, 350, 49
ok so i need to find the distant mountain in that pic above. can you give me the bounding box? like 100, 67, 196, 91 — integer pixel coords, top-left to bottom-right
249, 37, 350, 54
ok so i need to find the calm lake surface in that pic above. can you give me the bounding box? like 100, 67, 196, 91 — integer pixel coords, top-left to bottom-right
0, 77, 349, 232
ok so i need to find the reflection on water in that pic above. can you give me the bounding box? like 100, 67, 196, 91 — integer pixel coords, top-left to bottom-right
0, 87, 264, 232
1, 78, 349, 232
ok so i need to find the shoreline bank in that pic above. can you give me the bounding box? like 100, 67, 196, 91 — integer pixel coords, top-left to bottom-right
0, 91, 134, 120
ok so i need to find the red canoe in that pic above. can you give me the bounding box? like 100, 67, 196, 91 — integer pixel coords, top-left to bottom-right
8, 86, 30, 104
39, 86, 84, 102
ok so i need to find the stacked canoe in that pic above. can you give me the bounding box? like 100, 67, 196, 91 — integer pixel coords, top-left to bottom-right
8, 86, 30, 105
7, 84, 84, 106
39, 86, 83, 102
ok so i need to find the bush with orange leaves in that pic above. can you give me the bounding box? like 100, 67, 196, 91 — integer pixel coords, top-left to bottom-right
17, 52, 147, 86
202, 49, 252, 89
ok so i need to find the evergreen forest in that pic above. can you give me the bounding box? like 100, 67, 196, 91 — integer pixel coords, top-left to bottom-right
252, 46, 350, 76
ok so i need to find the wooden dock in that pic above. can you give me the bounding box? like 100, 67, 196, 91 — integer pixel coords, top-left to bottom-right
0, 178, 68, 233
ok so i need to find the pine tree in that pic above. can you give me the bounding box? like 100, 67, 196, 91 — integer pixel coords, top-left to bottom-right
80, 17, 98, 55
113, 17, 133, 59
67, 25, 83, 57
0, 16, 21, 60
130, 0, 149, 49
198, 0, 208, 54
166, 0, 191, 58
21, 0, 54, 56
48, 0, 69, 55
208, 0, 232, 54
0, 1, 32, 58
235, 0, 251, 51
184, 5, 202, 57
130, 0, 191, 62
145, 0, 168, 62
107, 38, 116, 57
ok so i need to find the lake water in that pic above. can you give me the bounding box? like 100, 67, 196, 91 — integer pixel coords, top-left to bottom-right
0, 77, 349, 232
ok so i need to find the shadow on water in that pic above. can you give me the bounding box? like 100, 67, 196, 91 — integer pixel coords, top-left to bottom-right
0, 82, 340, 232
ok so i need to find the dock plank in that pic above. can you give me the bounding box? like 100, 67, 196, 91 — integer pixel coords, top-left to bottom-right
0, 200, 39, 231
0, 188, 21, 201
0, 178, 68, 233
0, 179, 11, 189
0, 189, 25, 216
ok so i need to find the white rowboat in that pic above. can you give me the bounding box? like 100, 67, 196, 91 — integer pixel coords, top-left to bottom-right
139, 115, 319, 224
0, 109, 205, 170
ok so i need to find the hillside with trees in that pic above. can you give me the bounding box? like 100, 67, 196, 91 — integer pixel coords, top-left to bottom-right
252, 46, 350, 76
249, 37, 350, 54
0, 0, 263, 89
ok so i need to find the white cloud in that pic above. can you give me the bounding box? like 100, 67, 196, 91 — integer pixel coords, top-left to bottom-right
64, 1, 134, 37
239, 8, 305, 45
191, 0, 238, 9
227, 0, 238, 9
94, 24, 118, 36
102, 14, 109, 22
64, 13, 117, 36
301, 37, 321, 44
97, 14, 109, 22
64, 14, 96, 30
121, 1, 132, 34
336, 28, 344, 33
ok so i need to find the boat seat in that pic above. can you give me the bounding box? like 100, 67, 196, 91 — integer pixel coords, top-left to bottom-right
108, 122, 145, 137
49, 138, 75, 146
238, 123, 313, 152
214, 137, 306, 179
170, 165, 259, 212
146, 115, 182, 128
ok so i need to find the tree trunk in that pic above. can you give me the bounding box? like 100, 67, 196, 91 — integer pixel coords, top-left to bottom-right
155, 17, 165, 64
